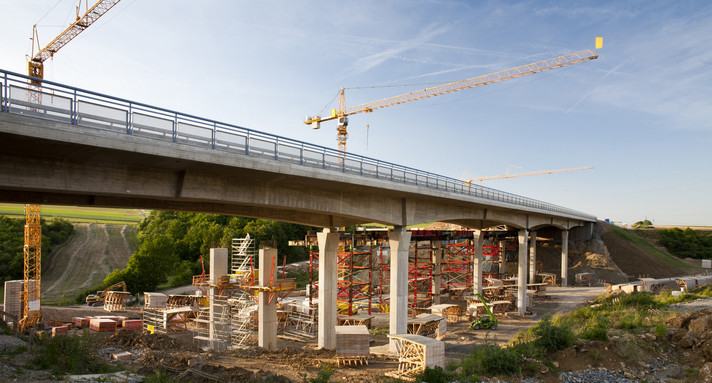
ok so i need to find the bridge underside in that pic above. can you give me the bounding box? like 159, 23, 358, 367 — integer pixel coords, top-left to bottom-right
0, 113, 590, 231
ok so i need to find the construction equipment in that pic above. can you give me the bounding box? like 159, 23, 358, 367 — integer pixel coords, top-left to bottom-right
28, 0, 122, 84
19, 0, 123, 326
466, 166, 594, 183
19, 204, 42, 332
469, 293, 497, 330
86, 281, 127, 306
305, 46, 600, 152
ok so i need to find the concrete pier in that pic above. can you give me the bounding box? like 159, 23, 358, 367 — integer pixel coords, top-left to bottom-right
431, 241, 442, 304
472, 229, 484, 296
517, 229, 528, 315
389, 227, 411, 352
529, 231, 537, 283
561, 230, 569, 287
258, 248, 278, 350
209, 248, 228, 351
317, 228, 339, 350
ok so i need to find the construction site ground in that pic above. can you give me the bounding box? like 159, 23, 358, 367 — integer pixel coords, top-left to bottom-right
2, 221, 708, 381
0, 286, 604, 382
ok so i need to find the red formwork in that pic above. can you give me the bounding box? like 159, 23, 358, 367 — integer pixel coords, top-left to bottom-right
309, 233, 382, 316
482, 242, 502, 279
442, 242, 473, 292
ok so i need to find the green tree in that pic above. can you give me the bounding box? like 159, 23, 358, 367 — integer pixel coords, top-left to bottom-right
0, 216, 74, 282
104, 211, 311, 294
658, 227, 712, 259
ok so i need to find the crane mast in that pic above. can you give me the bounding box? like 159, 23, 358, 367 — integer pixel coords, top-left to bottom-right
20, 0, 122, 331
306, 49, 599, 151
28, 0, 122, 84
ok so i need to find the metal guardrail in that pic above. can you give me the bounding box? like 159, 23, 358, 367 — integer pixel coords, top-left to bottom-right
0, 68, 595, 221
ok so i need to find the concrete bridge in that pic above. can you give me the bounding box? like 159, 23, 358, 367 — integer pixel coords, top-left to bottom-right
0, 69, 596, 350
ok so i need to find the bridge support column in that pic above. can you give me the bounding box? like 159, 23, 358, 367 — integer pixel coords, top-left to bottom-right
472, 229, 484, 296
209, 248, 228, 351
561, 230, 569, 287
517, 229, 528, 315
389, 227, 411, 352
431, 241, 442, 304
258, 248, 278, 350
529, 231, 537, 284
317, 228, 339, 350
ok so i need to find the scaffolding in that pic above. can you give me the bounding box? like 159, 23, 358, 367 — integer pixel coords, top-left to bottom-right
309, 232, 382, 316
191, 235, 295, 350
441, 242, 473, 295
300, 228, 518, 319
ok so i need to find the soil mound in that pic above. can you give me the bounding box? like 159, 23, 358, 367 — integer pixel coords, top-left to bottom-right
599, 222, 691, 279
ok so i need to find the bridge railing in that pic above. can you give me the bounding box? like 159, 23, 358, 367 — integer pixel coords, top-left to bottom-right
0, 69, 595, 221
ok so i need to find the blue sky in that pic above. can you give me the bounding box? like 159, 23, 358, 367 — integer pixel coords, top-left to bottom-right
2, 1, 711, 226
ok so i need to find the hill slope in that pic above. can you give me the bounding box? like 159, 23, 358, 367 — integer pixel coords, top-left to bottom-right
599, 221, 697, 279
42, 223, 136, 304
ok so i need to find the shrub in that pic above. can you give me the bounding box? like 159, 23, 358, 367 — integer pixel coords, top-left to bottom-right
143, 371, 176, 383
533, 315, 575, 352
415, 366, 453, 383
459, 344, 521, 377
614, 292, 658, 309
303, 365, 333, 383
655, 324, 667, 339
32, 332, 121, 376
579, 317, 609, 341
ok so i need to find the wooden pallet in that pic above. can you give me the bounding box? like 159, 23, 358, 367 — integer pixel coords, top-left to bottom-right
336, 356, 368, 366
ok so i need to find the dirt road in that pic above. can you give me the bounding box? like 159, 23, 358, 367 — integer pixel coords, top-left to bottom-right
42, 223, 135, 303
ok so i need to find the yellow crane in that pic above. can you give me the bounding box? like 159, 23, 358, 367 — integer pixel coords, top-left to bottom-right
20, 0, 122, 331
28, 0, 122, 84
19, 205, 42, 332
305, 43, 601, 152
466, 166, 594, 183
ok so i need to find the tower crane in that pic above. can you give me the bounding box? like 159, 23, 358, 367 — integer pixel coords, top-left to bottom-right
19, 0, 122, 332
305, 45, 600, 152
466, 166, 594, 183
28, 0, 122, 84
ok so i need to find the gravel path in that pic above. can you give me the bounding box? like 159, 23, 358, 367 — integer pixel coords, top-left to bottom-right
669, 296, 712, 311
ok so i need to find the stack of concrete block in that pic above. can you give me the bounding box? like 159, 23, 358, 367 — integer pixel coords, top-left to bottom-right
72, 317, 90, 328
89, 318, 117, 332
3, 280, 23, 321
122, 319, 142, 330
51, 326, 68, 337
335, 325, 370, 363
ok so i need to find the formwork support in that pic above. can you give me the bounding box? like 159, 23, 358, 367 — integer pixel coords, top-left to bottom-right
517, 229, 528, 315
561, 230, 569, 287
318, 228, 339, 350
389, 227, 411, 352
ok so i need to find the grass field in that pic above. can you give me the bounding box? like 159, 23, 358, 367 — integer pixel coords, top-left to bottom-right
0, 203, 146, 224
